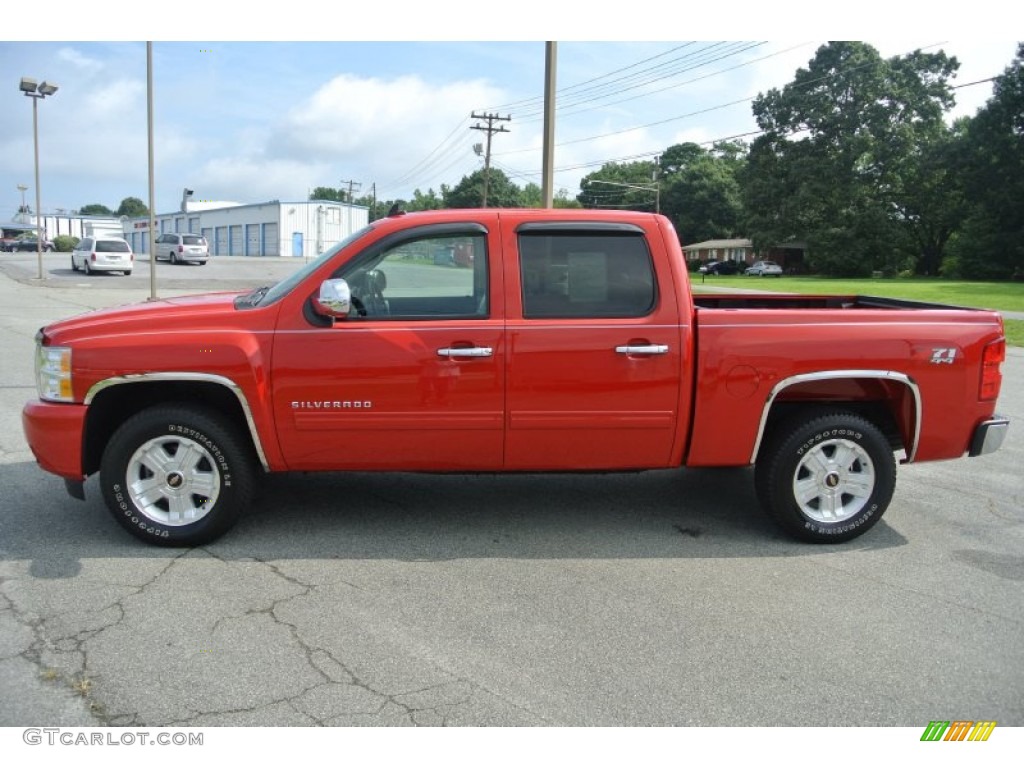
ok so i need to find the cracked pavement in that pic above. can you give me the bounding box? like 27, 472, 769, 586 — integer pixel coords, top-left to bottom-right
1, 256, 1022, 726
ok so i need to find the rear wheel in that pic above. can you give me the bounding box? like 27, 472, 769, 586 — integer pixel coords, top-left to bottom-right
755, 411, 896, 543
71, 256, 78, 272
100, 405, 255, 546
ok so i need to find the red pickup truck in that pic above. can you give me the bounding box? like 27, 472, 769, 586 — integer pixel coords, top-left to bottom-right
22, 209, 1009, 546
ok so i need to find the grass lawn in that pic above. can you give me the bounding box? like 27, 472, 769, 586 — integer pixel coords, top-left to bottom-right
691, 274, 1024, 346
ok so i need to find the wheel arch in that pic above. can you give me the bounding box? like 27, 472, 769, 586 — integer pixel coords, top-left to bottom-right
83, 374, 270, 476
750, 370, 921, 465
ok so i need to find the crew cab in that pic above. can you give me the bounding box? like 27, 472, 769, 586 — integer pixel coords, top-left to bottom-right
22, 209, 1009, 546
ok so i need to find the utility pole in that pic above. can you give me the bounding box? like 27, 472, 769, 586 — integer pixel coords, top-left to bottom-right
340, 179, 361, 234
541, 42, 557, 208
470, 112, 511, 207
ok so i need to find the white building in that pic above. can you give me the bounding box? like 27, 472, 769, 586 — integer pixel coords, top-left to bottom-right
16, 213, 124, 241
123, 199, 369, 258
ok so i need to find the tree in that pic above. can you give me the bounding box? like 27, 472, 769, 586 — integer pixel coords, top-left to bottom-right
577, 161, 658, 211
115, 197, 149, 218
408, 188, 444, 211
742, 42, 959, 276
521, 183, 582, 209
79, 203, 114, 216
659, 142, 745, 245
310, 187, 344, 202
444, 169, 522, 208
948, 44, 1024, 279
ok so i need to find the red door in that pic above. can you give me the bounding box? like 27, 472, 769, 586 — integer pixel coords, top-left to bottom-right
271, 224, 505, 471
503, 218, 683, 470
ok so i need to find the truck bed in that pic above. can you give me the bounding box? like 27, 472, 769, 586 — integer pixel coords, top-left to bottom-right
692, 294, 982, 311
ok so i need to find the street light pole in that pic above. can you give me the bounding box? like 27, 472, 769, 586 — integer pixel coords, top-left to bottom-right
19, 76, 58, 280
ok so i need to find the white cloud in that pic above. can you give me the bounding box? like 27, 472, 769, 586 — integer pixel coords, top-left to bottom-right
56, 47, 104, 75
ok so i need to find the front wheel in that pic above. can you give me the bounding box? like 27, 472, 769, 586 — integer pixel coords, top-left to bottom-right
100, 405, 255, 546
755, 411, 896, 543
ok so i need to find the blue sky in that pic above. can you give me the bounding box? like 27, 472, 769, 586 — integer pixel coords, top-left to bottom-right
1, 4, 1019, 218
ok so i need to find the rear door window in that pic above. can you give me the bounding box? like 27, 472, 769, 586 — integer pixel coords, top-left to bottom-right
518, 231, 656, 318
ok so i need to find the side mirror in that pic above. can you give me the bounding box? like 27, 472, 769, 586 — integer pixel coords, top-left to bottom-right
313, 278, 352, 319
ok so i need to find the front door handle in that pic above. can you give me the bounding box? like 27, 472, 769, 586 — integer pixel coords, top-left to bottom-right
615, 344, 669, 355
437, 347, 493, 359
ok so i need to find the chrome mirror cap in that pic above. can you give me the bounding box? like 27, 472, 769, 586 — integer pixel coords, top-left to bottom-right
313, 278, 352, 319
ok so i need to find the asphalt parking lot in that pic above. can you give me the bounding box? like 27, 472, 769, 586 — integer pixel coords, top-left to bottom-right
1, 252, 1021, 727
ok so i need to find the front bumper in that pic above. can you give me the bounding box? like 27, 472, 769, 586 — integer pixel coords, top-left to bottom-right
21, 400, 87, 480
969, 416, 1010, 457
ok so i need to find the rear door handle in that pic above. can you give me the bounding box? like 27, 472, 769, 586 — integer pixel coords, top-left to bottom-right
615, 344, 668, 355
437, 347, 493, 358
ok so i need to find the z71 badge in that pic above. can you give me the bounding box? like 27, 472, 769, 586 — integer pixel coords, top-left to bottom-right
930, 348, 958, 364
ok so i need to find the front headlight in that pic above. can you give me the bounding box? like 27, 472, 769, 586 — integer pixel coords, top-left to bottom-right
36, 343, 73, 402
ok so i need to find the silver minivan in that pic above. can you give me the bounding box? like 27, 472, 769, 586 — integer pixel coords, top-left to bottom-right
71, 237, 133, 276
154, 233, 210, 265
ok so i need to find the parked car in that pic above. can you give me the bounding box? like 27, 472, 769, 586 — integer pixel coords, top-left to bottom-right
745, 260, 783, 276
699, 260, 740, 275
10, 235, 55, 252
154, 233, 209, 265
71, 237, 133, 276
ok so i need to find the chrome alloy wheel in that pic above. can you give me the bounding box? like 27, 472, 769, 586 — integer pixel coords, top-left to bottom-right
792, 438, 875, 524
126, 435, 221, 526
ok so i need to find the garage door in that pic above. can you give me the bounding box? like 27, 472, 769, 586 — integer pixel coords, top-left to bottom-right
229, 225, 243, 255
263, 223, 279, 257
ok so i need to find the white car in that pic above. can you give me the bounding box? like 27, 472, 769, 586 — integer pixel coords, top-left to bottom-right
745, 260, 783, 277
71, 237, 133, 276
154, 233, 210, 265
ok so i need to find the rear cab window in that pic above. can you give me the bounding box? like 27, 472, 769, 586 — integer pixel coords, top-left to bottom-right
517, 225, 657, 319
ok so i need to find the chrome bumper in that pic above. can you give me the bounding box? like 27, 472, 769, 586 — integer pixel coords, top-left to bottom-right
969, 416, 1010, 457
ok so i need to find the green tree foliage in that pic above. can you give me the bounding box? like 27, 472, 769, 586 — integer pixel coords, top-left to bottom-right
310, 186, 344, 202
659, 142, 745, 245
947, 44, 1024, 279
79, 203, 114, 216
444, 168, 523, 208
521, 183, 582, 209
577, 161, 658, 211
409, 188, 445, 211
742, 42, 959, 276
115, 197, 149, 217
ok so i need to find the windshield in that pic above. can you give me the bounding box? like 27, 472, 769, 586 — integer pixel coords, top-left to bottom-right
254, 224, 376, 307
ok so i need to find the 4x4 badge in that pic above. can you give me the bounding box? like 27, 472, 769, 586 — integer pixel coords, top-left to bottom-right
930, 348, 957, 364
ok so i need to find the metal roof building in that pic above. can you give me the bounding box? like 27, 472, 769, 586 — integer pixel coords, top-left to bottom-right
123, 199, 369, 258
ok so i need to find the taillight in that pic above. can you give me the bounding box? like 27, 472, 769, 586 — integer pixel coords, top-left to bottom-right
179, 245, 184, 253
90, 253, 96, 262
980, 339, 1005, 401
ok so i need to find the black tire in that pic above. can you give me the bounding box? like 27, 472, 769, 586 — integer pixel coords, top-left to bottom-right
71, 256, 78, 272
170, 251, 178, 265
755, 411, 896, 543
100, 405, 255, 546
84, 260, 91, 275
